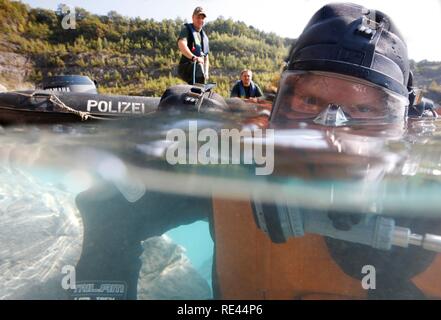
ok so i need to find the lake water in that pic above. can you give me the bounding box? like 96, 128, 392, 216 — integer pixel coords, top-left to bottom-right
1, 111, 441, 299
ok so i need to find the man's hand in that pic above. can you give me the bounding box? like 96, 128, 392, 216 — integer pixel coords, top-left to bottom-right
195, 56, 204, 64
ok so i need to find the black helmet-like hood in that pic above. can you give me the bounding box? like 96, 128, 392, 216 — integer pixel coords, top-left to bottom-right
287, 3, 410, 97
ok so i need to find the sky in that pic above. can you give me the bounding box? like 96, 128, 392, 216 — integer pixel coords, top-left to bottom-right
21, 0, 441, 62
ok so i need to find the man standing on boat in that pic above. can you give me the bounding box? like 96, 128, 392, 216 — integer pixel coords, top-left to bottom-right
177, 7, 210, 85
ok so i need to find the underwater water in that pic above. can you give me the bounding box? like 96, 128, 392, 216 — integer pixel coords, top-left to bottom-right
2, 111, 441, 299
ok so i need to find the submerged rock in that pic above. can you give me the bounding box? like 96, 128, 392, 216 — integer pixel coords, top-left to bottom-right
137, 235, 212, 300
0, 168, 83, 299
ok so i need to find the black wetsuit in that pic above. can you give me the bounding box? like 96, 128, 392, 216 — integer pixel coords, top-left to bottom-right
73, 178, 212, 300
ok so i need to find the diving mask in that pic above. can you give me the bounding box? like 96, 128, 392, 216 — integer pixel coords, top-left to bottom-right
271, 71, 409, 126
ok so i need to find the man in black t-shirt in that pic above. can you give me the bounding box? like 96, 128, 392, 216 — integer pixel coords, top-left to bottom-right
177, 7, 210, 84
230, 69, 264, 100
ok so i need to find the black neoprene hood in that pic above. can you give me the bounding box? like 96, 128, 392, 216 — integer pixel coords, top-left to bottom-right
287, 3, 410, 97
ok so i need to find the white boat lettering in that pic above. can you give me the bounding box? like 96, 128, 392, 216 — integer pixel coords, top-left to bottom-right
86, 100, 98, 112
132, 102, 140, 113
86, 100, 145, 114
122, 102, 131, 113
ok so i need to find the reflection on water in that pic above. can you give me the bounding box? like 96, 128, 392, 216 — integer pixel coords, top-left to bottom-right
2, 110, 441, 299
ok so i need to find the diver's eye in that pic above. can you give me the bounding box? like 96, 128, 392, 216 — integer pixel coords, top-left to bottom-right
282, 86, 295, 96
303, 97, 318, 105
356, 105, 372, 113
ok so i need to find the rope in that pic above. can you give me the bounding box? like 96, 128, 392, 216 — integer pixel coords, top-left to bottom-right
13, 91, 91, 121
48, 93, 90, 121
193, 61, 197, 85
192, 54, 207, 85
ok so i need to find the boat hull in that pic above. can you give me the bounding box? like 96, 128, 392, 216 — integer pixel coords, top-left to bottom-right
0, 90, 160, 125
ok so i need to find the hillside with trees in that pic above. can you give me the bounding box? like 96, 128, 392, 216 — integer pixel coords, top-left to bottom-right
412, 60, 441, 104
0, 0, 290, 97
0, 0, 440, 104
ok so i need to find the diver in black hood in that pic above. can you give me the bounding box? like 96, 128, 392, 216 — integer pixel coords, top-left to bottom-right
72, 3, 441, 300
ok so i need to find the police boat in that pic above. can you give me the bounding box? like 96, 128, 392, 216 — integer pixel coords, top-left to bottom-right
0, 75, 160, 125
0, 75, 273, 125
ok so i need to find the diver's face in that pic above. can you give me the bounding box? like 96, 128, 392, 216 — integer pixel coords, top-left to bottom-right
286, 75, 386, 119
272, 71, 408, 123
192, 14, 206, 31
241, 71, 252, 87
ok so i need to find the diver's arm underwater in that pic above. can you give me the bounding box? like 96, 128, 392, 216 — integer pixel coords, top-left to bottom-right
73, 179, 212, 300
